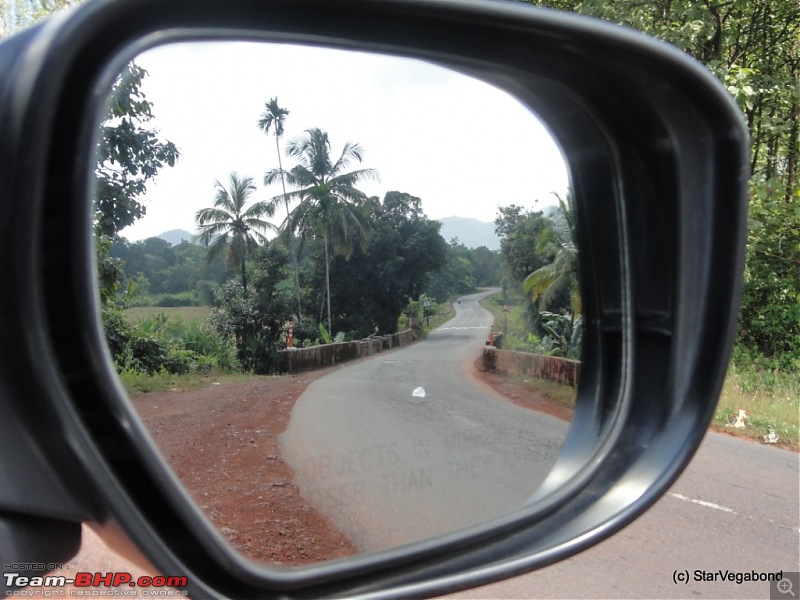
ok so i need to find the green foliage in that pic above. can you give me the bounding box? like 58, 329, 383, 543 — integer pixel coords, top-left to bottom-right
317, 323, 332, 345
152, 292, 201, 307
523, 194, 581, 318
258, 96, 304, 318
207, 243, 293, 374
495, 205, 549, 285
480, 290, 541, 352
426, 239, 479, 301
103, 306, 168, 374
265, 127, 378, 334
103, 306, 238, 376
89, 62, 179, 306
523, 0, 800, 369
715, 357, 800, 446
116, 366, 178, 394
494, 198, 582, 357
536, 312, 583, 359
96, 235, 125, 306
468, 246, 502, 287
123, 306, 211, 324
320, 192, 448, 337
195, 172, 277, 290
739, 185, 800, 368
95, 64, 179, 238
110, 237, 227, 306
1, 0, 81, 38
400, 294, 452, 338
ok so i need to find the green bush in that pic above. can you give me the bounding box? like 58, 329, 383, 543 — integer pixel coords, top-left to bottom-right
103, 306, 237, 376
125, 335, 169, 374
155, 292, 200, 307
163, 348, 200, 375
196, 280, 218, 306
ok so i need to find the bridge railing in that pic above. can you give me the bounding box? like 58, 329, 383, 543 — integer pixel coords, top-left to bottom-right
481, 347, 581, 388
279, 329, 416, 373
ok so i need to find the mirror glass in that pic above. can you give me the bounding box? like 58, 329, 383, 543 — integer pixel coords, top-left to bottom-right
95, 41, 579, 567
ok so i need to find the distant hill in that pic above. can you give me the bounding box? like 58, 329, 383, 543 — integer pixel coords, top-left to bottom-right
438, 216, 499, 251
156, 229, 195, 246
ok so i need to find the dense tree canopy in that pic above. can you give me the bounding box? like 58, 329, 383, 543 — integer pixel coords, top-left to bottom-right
95, 64, 179, 238
110, 237, 228, 303
524, 0, 800, 367
523, 194, 580, 318
495, 205, 550, 285
320, 191, 448, 337
208, 243, 293, 373
265, 127, 378, 334
0, 0, 79, 36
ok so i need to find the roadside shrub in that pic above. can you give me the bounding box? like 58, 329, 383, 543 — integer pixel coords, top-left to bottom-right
102, 306, 132, 360
123, 334, 169, 375
155, 292, 200, 307
291, 317, 321, 347
196, 280, 218, 306
208, 245, 293, 374
104, 306, 237, 376
163, 348, 200, 375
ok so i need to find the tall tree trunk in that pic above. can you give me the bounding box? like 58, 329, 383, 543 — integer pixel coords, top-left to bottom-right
241, 257, 247, 290
324, 231, 332, 337
276, 134, 302, 319
785, 67, 799, 203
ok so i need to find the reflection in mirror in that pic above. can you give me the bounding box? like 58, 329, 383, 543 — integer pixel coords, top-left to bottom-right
95, 41, 578, 567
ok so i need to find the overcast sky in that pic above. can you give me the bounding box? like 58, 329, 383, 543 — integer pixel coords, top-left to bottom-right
116, 41, 570, 242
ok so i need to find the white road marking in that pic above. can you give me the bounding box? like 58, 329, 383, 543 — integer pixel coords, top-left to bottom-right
669, 492, 737, 514
671, 493, 800, 534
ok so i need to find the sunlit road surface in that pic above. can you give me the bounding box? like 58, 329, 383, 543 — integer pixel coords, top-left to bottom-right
52, 432, 799, 599
280, 289, 570, 552
445, 432, 800, 599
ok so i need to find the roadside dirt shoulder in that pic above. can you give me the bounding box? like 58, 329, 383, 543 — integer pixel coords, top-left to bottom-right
134, 367, 358, 567
469, 356, 573, 422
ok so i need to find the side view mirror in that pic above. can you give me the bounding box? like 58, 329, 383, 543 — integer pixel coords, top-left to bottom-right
0, 0, 748, 597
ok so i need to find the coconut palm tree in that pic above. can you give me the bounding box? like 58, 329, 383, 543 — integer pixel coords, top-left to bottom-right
195, 172, 276, 290
264, 127, 377, 334
257, 97, 290, 217
523, 192, 581, 319
257, 97, 302, 317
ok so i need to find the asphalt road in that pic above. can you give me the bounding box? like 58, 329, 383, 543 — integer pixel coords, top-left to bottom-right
53, 431, 799, 599
49, 287, 799, 598
449, 432, 799, 599
279, 289, 571, 552
282, 287, 799, 597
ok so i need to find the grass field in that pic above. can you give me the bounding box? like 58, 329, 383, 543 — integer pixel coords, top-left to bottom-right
119, 369, 254, 394
714, 364, 799, 448
124, 306, 212, 324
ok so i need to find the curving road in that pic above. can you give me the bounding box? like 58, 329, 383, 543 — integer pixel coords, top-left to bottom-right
279, 290, 570, 553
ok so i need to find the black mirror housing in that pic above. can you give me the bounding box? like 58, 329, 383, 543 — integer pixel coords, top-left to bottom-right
0, 1, 748, 597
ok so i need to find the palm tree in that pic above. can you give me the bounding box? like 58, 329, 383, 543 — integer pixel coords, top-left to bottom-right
257, 97, 290, 214
257, 97, 302, 317
264, 127, 378, 334
195, 172, 276, 290
523, 192, 581, 319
